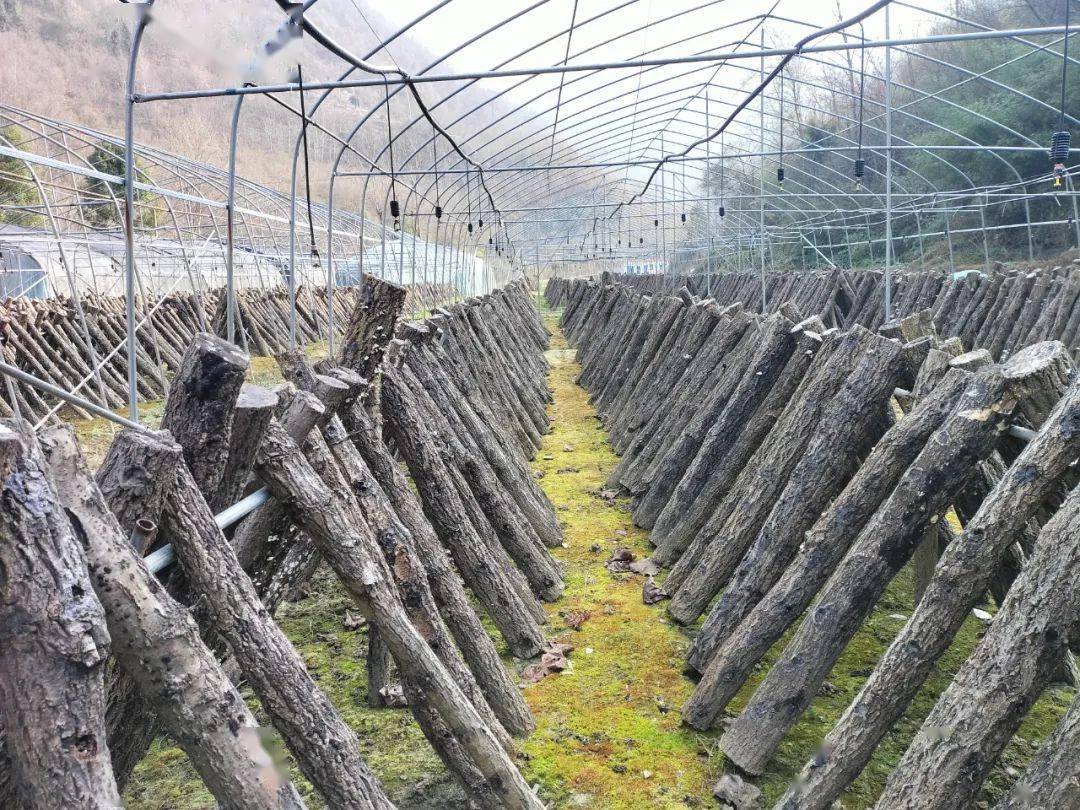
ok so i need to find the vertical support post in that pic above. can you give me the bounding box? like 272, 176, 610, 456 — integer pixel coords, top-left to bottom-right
758, 29, 767, 312
660, 133, 667, 274
535, 219, 541, 310
980, 191, 991, 271
1068, 173, 1080, 249
325, 179, 337, 355
705, 85, 713, 296
945, 208, 956, 273
288, 149, 299, 350
225, 95, 245, 346
884, 3, 894, 321
915, 209, 926, 269
123, 3, 152, 422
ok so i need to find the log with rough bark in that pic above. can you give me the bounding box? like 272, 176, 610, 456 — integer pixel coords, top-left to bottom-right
0, 420, 121, 810
304, 425, 512, 747
397, 360, 563, 601
277, 351, 521, 731
717, 367, 1016, 774
89, 428, 191, 789
779, 352, 1080, 809
214, 383, 279, 512
411, 332, 562, 548
675, 365, 957, 710
381, 367, 547, 658
164, 460, 395, 810
253, 420, 544, 810
639, 310, 795, 531
877, 479, 1080, 809
160, 332, 250, 496
232, 388, 328, 571
610, 308, 755, 495
645, 312, 805, 546
996, 687, 1080, 809
333, 391, 535, 736
666, 327, 898, 624
684, 330, 902, 664
40, 424, 311, 810
338, 275, 407, 411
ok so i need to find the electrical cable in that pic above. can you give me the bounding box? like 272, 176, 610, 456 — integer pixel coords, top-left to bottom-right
297, 63, 320, 265
777, 67, 785, 187
275, 0, 504, 226
855, 22, 867, 189
384, 76, 400, 229
605, 0, 892, 222
1051, 0, 1072, 186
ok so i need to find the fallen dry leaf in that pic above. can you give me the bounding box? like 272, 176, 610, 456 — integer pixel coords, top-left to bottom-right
605, 547, 636, 573
521, 640, 575, 684
628, 558, 660, 577
642, 576, 669, 605
565, 610, 592, 631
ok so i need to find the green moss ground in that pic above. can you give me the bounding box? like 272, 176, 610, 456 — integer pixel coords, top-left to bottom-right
108, 315, 1070, 808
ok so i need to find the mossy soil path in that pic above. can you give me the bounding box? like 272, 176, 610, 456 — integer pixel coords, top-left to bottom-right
518, 317, 717, 808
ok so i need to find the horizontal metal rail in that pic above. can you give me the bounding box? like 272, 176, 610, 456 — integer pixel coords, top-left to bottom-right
0, 359, 274, 575
132, 24, 1077, 102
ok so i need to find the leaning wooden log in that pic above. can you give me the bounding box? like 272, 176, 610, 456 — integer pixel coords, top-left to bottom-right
666, 327, 890, 623
609, 309, 754, 493
878, 479, 1080, 810
382, 367, 547, 657
639, 311, 793, 531
334, 391, 535, 736
160, 332, 250, 496
412, 334, 562, 548
717, 366, 1016, 774
338, 275, 407, 407
281, 345, 521, 740
253, 420, 545, 810
89, 428, 190, 788
681, 367, 968, 733
40, 424, 310, 810
0, 420, 121, 810
645, 312, 803, 539
779, 358, 1080, 809
305, 425, 512, 748
685, 331, 902, 665
164, 459, 395, 810
213, 383, 279, 512
398, 362, 564, 601
996, 687, 1080, 809
232, 388, 331, 571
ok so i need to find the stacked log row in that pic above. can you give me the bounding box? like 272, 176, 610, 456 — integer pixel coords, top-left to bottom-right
554, 276, 1080, 806
381, 282, 563, 661
546, 258, 1080, 360
0, 277, 549, 810
0, 282, 455, 423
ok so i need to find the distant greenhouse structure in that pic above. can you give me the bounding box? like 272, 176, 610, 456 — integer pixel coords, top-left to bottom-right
0, 105, 509, 302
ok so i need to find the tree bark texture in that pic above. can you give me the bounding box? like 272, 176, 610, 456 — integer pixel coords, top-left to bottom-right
163, 461, 393, 810
680, 367, 972, 729
41, 424, 310, 810
253, 420, 544, 810
719, 368, 1013, 774
0, 420, 121, 810
779, 362, 1080, 810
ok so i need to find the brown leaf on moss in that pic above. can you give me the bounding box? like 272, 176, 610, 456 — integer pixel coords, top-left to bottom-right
643, 577, 669, 605
605, 547, 636, 572
566, 610, 592, 631
522, 640, 575, 684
